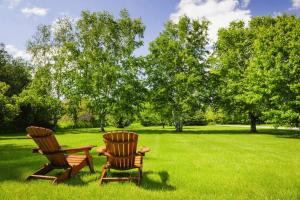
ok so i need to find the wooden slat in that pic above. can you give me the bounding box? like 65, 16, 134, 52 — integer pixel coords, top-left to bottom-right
27, 126, 68, 167
66, 155, 86, 166
29, 175, 56, 180
103, 131, 139, 170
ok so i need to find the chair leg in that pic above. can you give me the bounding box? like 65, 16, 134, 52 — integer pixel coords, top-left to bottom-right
137, 167, 142, 186
86, 156, 95, 173
27, 164, 54, 181
99, 165, 107, 185
54, 168, 72, 184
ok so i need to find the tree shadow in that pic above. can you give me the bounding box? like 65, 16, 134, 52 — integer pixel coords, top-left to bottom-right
0, 144, 44, 182
274, 132, 300, 139
2, 125, 299, 139
0, 137, 29, 140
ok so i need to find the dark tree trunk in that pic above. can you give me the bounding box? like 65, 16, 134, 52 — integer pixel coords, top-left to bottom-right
172, 110, 183, 132
100, 126, 105, 132
72, 112, 78, 128
175, 121, 183, 132
99, 113, 105, 132
249, 112, 257, 133
162, 123, 165, 128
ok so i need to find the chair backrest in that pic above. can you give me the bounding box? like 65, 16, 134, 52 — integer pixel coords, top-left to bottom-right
26, 126, 69, 168
103, 131, 138, 170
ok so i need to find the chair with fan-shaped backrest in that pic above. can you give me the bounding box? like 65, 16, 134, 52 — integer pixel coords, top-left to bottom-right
97, 131, 150, 185
26, 126, 95, 184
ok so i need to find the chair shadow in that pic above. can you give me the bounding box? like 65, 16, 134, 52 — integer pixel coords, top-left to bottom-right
62, 171, 99, 186
64, 170, 176, 191
141, 171, 176, 191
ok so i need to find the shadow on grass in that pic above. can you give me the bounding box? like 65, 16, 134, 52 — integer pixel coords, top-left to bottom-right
58, 169, 175, 190
1, 126, 299, 139
85, 170, 175, 190
141, 171, 176, 191
0, 143, 107, 184
62, 171, 99, 186
0, 144, 43, 182
0, 137, 29, 140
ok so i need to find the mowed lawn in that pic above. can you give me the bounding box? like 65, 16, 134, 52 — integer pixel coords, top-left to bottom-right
0, 125, 300, 200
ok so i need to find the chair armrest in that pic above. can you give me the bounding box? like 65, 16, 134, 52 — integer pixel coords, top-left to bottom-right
63, 145, 96, 154
137, 146, 150, 155
96, 146, 113, 157
96, 146, 106, 156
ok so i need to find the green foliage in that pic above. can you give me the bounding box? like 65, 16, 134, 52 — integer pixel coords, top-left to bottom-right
0, 59, 31, 97
183, 110, 207, 126
27, 17, 77, 126
25, 10, 146, 130
249, 15, 300, 128
14, 88, 63, 128
0, 82, 18, 127
76, 9, 145, 131
0, 44, 31, 128
3, 11, 299, 131
139, 102, 169, 127
213, 15, 300, 130
204, 107, 225, 124
147, 16, 209, 132
213, 21, 258, 132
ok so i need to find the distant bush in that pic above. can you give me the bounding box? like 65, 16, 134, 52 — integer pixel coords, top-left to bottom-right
14, 89, 63, 129
183, 114, 208, 126
58, 112, 98, 128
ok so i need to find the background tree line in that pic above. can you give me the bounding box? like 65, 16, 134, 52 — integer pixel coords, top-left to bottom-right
0, 10, 299, 132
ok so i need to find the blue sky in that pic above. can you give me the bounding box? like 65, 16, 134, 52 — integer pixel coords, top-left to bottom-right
1, 0, 300, 59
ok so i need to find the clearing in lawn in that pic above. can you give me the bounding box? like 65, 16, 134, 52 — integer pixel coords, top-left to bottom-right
0, 125, 300, 200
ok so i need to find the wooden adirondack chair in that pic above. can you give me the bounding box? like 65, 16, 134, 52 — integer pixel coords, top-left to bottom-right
26, 126, 95, 184
97, 131, 150, 185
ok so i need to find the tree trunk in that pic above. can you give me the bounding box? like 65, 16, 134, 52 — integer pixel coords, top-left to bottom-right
72, 112, 78, 128
172, 110, 183, 132
249, 112, 257, 133
175, 121, 183, 132
99, 113, 105, 132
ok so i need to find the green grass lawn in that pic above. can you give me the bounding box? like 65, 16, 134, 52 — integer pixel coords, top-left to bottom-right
0, 125, 300, 200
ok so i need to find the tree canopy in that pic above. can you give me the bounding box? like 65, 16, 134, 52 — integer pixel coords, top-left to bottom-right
147, 16, 209, 132
1, 10, 299, 132
212, 15, 300, 132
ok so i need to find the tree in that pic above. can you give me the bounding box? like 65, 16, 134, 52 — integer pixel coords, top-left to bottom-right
0, 44, 31, 97
213, 15, 300, 132
110, 57, 147, 128
76, 9, 145, 131
27, 17, 77, 126
0, 44, 31, 128
0, 82, 17, 127
250, 15, 300, 128
146, 16, 209, 132
212, 21, 266, 132
14, 87, 63, 128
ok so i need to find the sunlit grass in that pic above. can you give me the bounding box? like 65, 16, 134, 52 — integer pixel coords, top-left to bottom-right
0, 125, 300, 200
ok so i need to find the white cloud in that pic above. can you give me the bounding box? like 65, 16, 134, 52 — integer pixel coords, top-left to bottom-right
5, 44, 31, 60
3, 0, 22, 9
291, 0, 300, 9
170, 0, 251, 43
21, 6, 48, 17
